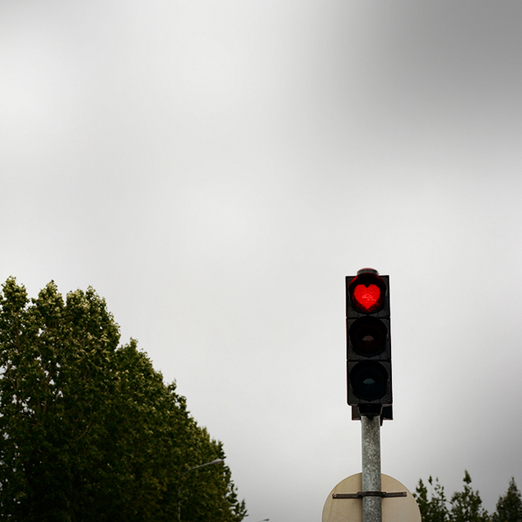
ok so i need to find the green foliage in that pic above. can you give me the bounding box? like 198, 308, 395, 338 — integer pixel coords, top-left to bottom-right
415, 472, 522, 522
414, 476, 449, 522
491, 478, 522, 522
0, 277, 247, 522
449, 471, 489, 522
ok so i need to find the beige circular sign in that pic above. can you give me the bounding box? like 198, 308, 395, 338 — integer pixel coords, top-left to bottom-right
322, 473, 421, 522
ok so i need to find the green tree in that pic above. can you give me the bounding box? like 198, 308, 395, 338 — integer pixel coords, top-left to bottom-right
492, 478, 522, 522
414, 476, 449, 522
0, 277, 246, 522
449, 470, 489, 522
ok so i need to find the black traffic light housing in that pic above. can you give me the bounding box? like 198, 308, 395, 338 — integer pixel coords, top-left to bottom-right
346, 268, 392, 420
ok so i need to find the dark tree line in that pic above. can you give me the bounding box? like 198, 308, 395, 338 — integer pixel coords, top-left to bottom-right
414, 471, 522, 522
0, 277, 247, 522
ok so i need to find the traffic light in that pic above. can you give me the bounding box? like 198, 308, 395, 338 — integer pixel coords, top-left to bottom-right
346, 268, 392, 420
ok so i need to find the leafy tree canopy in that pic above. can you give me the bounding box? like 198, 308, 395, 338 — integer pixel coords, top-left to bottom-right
0, 277, 247, 522
492, 477, 522, 522
414, 476, 449, 522
415, 472, 522, 522
449, 470, 489, 522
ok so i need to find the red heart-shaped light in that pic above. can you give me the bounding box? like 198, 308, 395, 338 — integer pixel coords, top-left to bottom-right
352, 284, 382, 312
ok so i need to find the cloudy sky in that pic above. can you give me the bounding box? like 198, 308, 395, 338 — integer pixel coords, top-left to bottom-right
2, 1, 522, 520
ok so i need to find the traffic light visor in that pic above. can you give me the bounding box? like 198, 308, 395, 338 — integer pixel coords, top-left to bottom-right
349, 274, 386, 313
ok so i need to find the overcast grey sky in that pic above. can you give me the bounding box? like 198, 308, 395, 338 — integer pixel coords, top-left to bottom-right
2, 1, 522, 521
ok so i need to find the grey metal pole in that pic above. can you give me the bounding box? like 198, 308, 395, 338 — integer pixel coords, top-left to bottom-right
178, 459, 224, 521
361, 415, 382, 522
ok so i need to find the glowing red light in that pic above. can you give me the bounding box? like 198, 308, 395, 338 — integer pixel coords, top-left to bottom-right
352, 284, 382, 312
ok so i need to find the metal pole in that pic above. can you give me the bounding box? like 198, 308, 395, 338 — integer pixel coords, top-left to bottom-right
178, 459, 224, 521
361, 415, 382, 522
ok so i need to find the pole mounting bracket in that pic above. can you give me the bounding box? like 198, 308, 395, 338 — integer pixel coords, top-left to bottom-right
332, 491, 407, 499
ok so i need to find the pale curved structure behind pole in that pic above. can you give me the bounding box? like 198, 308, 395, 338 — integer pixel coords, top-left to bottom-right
322, 473, 421, 522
